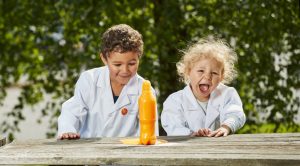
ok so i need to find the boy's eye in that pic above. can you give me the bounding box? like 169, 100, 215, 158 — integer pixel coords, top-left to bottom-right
113, 64, 121, 67
129, 63, 136, 66
212, 72, 219, 75
197, 70, 204, 73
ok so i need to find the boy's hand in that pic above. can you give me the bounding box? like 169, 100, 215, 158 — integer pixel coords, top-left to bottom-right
58, 132, 80, 140
208, 125, 231, 137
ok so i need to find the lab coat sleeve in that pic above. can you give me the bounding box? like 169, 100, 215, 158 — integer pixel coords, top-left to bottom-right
221, 88, 246, 133
151, 88, 160, 136
57, 72, 90, 137
161, 94, 192, 136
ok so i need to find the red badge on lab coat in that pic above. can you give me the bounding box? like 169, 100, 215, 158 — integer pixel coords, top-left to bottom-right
121, 108, 128, 115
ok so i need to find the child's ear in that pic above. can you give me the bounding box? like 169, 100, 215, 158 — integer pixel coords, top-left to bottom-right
100, 53, 107, 65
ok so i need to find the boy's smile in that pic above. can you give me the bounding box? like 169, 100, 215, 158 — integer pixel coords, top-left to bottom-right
189, 57, 224, 102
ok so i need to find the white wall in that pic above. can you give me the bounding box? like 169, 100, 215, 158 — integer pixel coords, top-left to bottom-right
0, 87, 50, 140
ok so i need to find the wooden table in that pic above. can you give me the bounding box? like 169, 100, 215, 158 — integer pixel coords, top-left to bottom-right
0, 133, 299, 165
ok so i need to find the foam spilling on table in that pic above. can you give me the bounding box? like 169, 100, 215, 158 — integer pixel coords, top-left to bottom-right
120, 138, 168, 145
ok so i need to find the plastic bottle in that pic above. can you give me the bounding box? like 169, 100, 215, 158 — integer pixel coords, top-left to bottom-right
139, 80, 156, 145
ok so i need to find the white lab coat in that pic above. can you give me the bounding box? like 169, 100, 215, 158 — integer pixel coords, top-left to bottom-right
58, 66, 159, 138
161, 83, 246, 136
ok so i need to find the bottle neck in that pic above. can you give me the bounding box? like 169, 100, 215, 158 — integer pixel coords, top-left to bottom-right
142, 89, 152, 95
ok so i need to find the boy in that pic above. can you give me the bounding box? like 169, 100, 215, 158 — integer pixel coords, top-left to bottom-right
58, 24, 158, 139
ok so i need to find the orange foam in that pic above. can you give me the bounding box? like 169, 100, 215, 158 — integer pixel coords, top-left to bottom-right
120, 138, 168, 145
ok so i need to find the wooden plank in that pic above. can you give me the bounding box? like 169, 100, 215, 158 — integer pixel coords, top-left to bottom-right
0, 133, 299, 165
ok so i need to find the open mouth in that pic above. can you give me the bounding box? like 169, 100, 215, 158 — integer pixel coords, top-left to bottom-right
199, 84, 210, 93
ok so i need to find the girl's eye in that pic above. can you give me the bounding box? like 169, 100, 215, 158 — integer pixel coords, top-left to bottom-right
197, 70, 204, 73
113, 64, 121, 67
212, 72, 219, 75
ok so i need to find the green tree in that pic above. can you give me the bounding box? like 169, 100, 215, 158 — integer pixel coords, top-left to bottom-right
0, 0, 299, 140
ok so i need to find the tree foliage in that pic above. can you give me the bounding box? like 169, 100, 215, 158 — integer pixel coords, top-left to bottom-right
0, 0, 299, 139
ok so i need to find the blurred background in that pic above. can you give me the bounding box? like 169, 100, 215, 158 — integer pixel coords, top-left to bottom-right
0, 0, 299, 141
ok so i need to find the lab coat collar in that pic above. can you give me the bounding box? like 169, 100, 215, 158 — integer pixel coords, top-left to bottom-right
96, 66, 139, 94
183, 85, 200, 110
114, 74, 139, 111
183, 84, 222, 128
124, 73, 139, 95
96, 66, 109, 88
97, 66, 139, 112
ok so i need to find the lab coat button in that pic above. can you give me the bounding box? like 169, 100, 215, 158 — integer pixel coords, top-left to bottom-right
121, 108, 128, 115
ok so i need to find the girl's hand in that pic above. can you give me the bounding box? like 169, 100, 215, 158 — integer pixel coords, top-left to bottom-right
58, 132, 80, 140
190, 128, 212, 137
197, 128, 212, 136
208, 125, 231, 137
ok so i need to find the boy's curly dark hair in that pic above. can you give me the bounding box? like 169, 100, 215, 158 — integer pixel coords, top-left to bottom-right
100, 24, 143, 59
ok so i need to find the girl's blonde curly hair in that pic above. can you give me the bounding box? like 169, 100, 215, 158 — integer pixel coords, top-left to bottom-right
177, 37, 238, 84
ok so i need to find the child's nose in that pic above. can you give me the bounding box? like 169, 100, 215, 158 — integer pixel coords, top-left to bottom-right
121, 65, 129, 73
203, 72, 212, 80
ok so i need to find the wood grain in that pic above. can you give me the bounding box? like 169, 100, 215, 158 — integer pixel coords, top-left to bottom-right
0, 133, 299, 165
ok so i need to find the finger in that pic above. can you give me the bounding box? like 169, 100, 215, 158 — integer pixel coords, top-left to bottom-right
202, 129, 207, 136
61, 133, 80, 140
204, 129, 211, 136
64, 134, 69, 139
215, 130, 224, 137
65, 133, 72, 139
70, 133, 78, 139
207, 128, 212, 133
205, 129, 212, 136
70, 134, 76, 139
60, 135, 66, 139
71, 133, 80, 139
208, 130, 218, 137
73, 133, 79, 138
198, 129, 205, 136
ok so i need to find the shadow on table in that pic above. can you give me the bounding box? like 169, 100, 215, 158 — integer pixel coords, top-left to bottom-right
158, 136, 195, 143
44, 138, 102, 145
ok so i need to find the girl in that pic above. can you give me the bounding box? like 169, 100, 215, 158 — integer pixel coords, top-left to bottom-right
161, 37, 246, 137
58, 24, 158, 139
